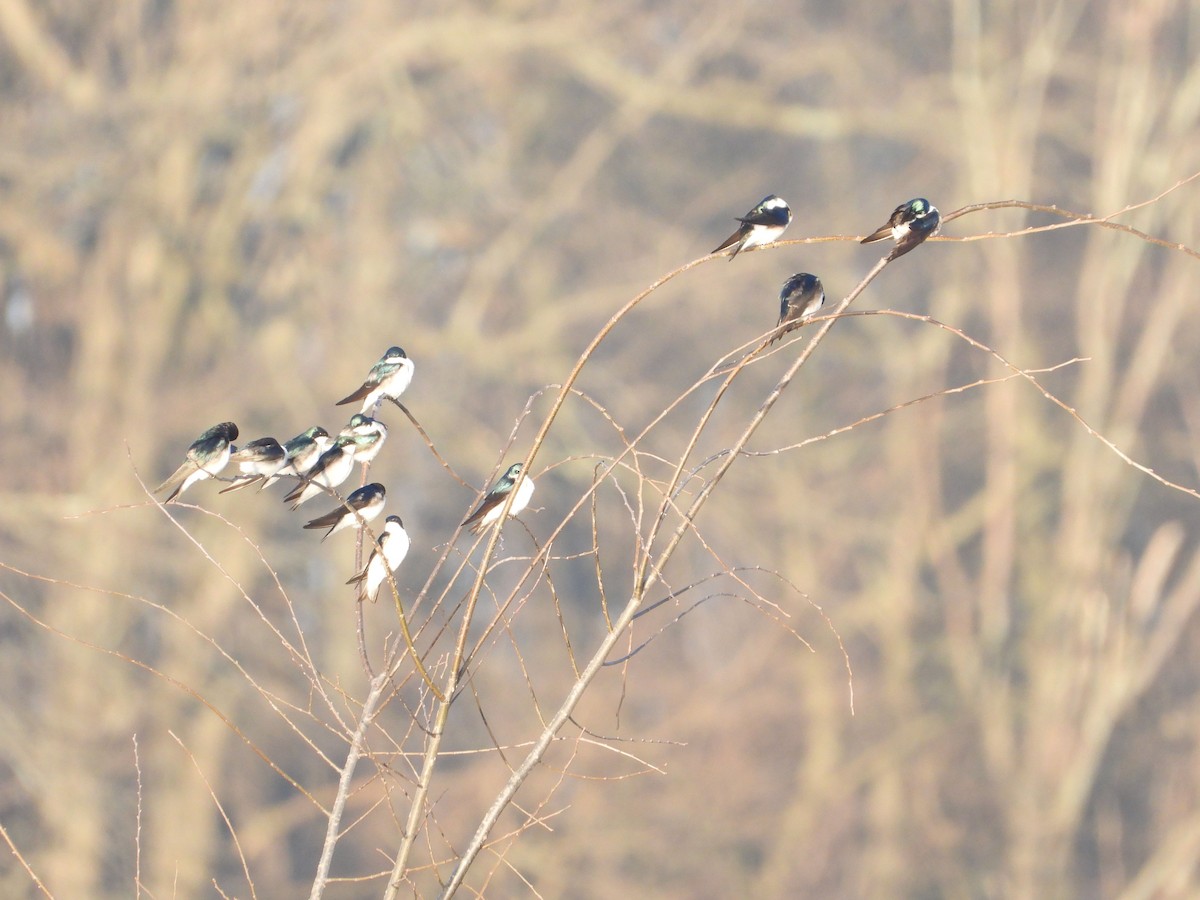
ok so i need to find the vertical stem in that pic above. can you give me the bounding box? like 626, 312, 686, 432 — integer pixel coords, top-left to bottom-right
307, 671, 390, 900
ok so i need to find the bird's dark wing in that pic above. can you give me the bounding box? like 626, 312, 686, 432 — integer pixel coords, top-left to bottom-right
860, 224, 894, 244
336, 381, 373, 406
462, 494, 504, 532
304, 508, 344, 531
219, 475, 264, 494
711, 226, 748, 256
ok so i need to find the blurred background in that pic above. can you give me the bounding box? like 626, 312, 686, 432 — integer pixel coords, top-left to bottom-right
2, 0, 1200, 896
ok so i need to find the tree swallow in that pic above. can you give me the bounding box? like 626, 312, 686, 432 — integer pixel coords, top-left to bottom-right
154, 421, 239, 503
712, 195, 792, 260
861, 198, 940, 260
340, 414, 388, 465
219, 437, 288, 493
335, 346, 414, 414
283, 434, 357, 508
462, 462, 534, 534
281, 426, 332, 478
346, 515, 410, 603
771, 273, 825, 343
303, 482, 386, 540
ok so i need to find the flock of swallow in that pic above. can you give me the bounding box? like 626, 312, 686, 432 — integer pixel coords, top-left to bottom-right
152, 345, 534, 602
713, 194, 942, 341
152, 195, 939, 603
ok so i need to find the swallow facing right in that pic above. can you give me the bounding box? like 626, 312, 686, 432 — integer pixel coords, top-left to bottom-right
154, 421, 239, 503
340, 414, 388, 465
861, 198, 940, 260
462, 462, 534, 534
771, 273, 826, 344
346, 515, 410, 602
336, 346, 414, 414
303, 482, 386, 540
283, 434, 358, 508
281, 426, 332, 479
712, 195, 792, 260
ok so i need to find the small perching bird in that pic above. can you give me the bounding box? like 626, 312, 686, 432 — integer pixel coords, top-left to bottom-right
711, 195, 792, 260
280, 426, 332, 478
283, 434, 358, 508
340, 414, 388, 465
462, 462, 535, 534
219, 437, 287, 493
303, 482, 386, 540
154, 421, 239, 503
771, 273, 825, 344
861, 198, 940, 261
347, 515, 410, 602
336, 346, 414, 414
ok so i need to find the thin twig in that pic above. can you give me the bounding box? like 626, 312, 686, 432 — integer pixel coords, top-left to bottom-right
307, 671, 391, 900
0, 820, 54, 898
169, 731, 258, 900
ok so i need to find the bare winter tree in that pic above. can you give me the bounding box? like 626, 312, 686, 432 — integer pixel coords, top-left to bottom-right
2, 2, 1200, 898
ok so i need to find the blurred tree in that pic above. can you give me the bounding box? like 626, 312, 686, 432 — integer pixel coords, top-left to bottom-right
1, 0, 1199, 897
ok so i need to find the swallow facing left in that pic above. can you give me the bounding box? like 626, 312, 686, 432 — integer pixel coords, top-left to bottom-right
340, 414, 388, 465
712, 195, 792, 260
462, 462, 535, 534
281, 426, 332, 479
861, 198, 940, 260
336, 346, 414, 414
219, 437, 287, 493
347, 515, 410, 602
771, 273, 826, 344
303, 482, 386, 540
283, 434, 357, 508
154, 421, 239, 503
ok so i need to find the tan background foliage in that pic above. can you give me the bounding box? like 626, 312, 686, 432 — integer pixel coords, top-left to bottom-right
1, 0, 1199, 897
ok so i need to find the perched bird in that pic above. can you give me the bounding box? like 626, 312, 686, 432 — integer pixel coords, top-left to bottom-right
771, 273, 826, 344
281, 426, 332, 479
303, 482, 386, 540
462, 462, 535, 534
712, 195, 792, 260
341, 413, 378, 437
340, 414, 388, 465
154, 422, 239, 503
861, 198, 941, 260
347, 515, 410, 602
283, 435, 357, 508
219, 437, 287, 493
336, 346, 414, 414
